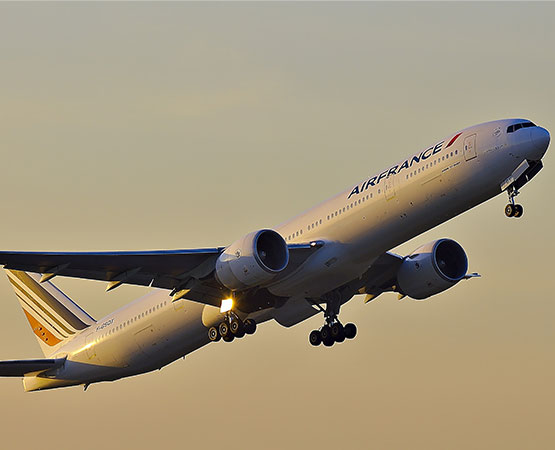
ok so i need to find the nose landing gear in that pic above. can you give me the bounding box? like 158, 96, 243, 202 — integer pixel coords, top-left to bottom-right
208, 313, 257, 343
505, 186, 524, 218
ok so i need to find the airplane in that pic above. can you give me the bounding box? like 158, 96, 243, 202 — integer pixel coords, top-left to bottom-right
0, 118, 549, 391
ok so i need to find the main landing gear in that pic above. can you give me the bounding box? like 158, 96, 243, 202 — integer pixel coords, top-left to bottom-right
308, 293, 357, 347
505, 186, 524, 218
208, 312, 257, 343
309, 321, 357, 347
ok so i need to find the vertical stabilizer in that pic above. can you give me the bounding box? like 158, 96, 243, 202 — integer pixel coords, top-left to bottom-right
4, 270, 95, 357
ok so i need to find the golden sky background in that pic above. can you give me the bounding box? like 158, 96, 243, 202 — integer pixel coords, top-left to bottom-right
0, 3, 554, 449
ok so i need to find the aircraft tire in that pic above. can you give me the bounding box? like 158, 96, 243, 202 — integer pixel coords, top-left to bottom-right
208, 326, 221, 342
505, 204, 515, 217
331, 323, 345, 343
229, 316, 244, 336
244, 319, 257, 335
219, 321, 231, 339
344, 323, 357, 339
321, 325, 334, 347
514, 204, 524, 217
222, 334, 234, 342
309, 330, 322, 346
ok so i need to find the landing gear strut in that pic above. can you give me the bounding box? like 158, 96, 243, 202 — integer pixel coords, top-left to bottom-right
208, 312, 257, 343
505, 185, 524, 218
308, 293, 357, 347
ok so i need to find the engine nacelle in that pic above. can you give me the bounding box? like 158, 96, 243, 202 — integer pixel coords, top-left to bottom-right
397, 239, 468, 300
215, 229, 289, 291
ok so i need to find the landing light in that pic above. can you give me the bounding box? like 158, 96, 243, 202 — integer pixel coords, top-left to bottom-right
220, 298, 233, 313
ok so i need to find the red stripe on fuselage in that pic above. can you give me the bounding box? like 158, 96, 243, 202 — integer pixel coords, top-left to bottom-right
446, 132, 462, 148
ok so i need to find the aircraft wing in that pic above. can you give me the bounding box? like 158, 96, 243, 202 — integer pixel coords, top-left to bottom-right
0, 248, 224, 291
0, 358, 65, 377
0, 243, 322, 305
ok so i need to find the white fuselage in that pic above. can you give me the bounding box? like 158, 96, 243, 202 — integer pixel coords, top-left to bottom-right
26, 119, 549, 391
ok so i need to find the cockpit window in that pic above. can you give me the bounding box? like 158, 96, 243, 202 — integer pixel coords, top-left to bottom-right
507, 121, 536, 133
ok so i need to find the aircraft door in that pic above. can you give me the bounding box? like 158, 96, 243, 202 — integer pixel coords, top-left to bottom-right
384, 175, 396, 200
464, 134, 477, 161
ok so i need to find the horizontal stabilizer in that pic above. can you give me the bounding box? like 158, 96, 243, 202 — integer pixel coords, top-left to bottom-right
0, 358, 64, 377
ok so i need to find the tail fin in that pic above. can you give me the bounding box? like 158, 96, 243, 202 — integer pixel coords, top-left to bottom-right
5, 270, 95, 356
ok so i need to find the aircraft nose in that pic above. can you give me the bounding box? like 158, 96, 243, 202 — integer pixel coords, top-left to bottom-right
531, 126, 550, 156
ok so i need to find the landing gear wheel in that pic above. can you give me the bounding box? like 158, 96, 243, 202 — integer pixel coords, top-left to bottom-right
219, 321, 231, 339
331, 323, 345, 343
321, 325, 334, 347
309, 330, 322, 346
514, 204, 524, 218
344, 323, 357, 339
243, 319, 257, 335
222, 334, 234, 342
229, 317, 244, 336
208, 326, 221, 342
505, 204, 516, 217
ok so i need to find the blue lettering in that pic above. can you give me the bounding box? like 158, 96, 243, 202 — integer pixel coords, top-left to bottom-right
363, 176, 376, 190
433, 141, 444, 154
388, 165, 399, 177
347, 185, 360, 199
421, 147, 433, 160
398, 160, 409, 173
376, 171, 388, 184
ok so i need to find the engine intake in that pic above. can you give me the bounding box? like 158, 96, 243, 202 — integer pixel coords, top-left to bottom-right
397, 239, 468, 300
215, 229, 289, 291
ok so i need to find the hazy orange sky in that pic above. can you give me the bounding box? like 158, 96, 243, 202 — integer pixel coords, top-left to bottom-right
0, 3, 554, 449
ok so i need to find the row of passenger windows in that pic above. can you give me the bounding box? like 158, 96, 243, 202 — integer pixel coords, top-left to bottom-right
405, 150, 458, 179
285, 148, 460, 242
95, 301, 168, 342
285, 193, 373, 241
507, 122, 535, 133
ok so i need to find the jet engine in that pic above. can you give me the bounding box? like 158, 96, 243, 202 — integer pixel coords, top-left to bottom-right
215, 229, 289, 291
397, 239, 468, 300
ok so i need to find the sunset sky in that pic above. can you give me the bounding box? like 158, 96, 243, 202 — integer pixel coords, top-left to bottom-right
0, 3, 554, 449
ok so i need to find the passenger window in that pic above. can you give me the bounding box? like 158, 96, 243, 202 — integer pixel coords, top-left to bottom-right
515, 123, 522, 131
